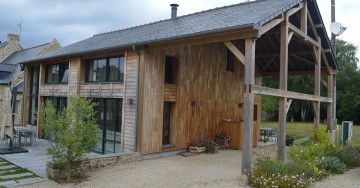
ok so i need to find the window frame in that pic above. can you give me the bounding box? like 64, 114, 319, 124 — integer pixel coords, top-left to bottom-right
85, 56, 125, 83
28, 66, 40, 126
45, 62, 69, 84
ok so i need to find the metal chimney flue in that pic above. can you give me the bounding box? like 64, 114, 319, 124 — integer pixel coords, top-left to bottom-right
170, 4, 179, 19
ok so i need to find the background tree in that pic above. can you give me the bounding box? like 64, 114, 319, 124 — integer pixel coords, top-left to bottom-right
335, 39, 360, 123
261, 39, 359, 123
40, 97, 99, 180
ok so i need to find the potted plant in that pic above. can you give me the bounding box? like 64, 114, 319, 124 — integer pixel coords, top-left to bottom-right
286, 134, 296, 146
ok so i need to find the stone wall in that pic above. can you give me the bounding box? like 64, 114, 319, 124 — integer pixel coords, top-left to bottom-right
37, 39, 61, 56
46, 152, 141, 180
0, 34, 21, 62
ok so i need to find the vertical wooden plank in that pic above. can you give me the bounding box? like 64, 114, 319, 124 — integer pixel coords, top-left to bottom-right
242, 38, 256, 174
314, 37, 321, 133
278, 18, 288, 160
326, 73, 333, 131
301, 0, 308, 34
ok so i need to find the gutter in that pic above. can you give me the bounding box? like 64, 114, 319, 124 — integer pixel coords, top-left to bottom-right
132, 45, 140, 152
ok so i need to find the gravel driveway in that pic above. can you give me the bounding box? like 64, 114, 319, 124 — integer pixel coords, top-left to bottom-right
18, 145, 360, 188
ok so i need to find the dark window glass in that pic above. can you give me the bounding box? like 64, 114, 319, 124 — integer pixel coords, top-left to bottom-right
45, 63, 69, 84
165, 56, 178, 84
93, 98, 122, 154
86, 56, 124, 82
162, 102, 171, 145
28, 66, 40, 125
44, 97, 67, 113
227, 49, 235, 72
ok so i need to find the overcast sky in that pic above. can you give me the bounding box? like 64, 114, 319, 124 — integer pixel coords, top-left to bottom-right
0, 0, 358, 60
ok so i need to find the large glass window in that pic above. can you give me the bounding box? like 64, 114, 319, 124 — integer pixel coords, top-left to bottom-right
44, 97, 67, 113
45, 63, 69, 84
28, 66, 40, 126
162, 102, 171, 145
93, 98, 122, 154
86, 56, 124, 82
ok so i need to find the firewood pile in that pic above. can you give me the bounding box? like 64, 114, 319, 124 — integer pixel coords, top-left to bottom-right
191, 140, 218, 154
215, 134, 231, 149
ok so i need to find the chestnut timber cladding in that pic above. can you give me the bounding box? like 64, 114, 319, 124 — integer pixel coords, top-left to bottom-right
138, 42, 261, 154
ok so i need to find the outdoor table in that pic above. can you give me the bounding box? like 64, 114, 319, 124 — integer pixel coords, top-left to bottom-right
14, 127, 36, 147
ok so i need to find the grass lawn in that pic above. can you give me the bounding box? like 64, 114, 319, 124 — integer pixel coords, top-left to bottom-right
261, 121, 360, 146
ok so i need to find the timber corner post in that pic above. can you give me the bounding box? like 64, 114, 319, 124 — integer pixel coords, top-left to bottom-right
277, 12, 289, 161
241, 37, 256, 174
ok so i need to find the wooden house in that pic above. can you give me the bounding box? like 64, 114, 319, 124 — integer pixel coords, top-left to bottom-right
20, 0, 337, 171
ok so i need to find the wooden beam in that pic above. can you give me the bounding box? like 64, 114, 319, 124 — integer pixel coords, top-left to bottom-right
321, 79, 328, 87
261, 56, 276, 71
251, 85, 332, 102
148, 29, 258, 49
286, 2, 304, 18
307, 11, 319, 39
278, 18, 288, 160
258, 15, 284, 36
242, 38, 256, 174
314, 37, 321, 133
327, 74, 334, 131
322, 49, 331, 73
288, 23, 321, 48
286, 99, 293, 115
301, 0, 308, 34
290, 54, 315, 66
256, 51, 313, 58
224, 41, 246, 65
288, 31, 294, 44
261, 70, 328, 76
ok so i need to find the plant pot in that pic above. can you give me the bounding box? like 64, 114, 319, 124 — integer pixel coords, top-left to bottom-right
286, 138, 294, 146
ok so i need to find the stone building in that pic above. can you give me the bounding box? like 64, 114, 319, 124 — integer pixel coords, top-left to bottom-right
0, 34, 61, 125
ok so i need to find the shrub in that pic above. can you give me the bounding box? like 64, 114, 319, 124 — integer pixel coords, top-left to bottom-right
249, 156, 312, 188
315, 128, 330, 145
39, 97, 99, 180
328, 146, 360, 168
320, 156, 346, 174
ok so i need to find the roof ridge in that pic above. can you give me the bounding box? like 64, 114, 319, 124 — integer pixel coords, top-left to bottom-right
21, 43, 50, 50
94, 0, 264, 37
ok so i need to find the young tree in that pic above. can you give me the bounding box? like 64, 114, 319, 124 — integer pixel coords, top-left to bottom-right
40, 97, 99, 180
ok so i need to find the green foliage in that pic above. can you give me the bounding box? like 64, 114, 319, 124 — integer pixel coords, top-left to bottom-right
315, 128, 330, 145
320, 156, 346, 174
39, 97, 99, 180
327, 146, 360, 168
336, 39, 360, 123
261, 95, 278, 116
249, 156, 312, 188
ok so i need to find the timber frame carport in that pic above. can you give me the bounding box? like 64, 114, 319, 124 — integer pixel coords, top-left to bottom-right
221, 0, 338, 173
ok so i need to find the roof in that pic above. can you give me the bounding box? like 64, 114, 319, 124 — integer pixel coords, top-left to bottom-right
23, 0, 301, 62
14, 81, 24, 93
0, 41, 8, 49
22, 0, 337, 72
0, 64, 17, 85
1, 43, 49, 65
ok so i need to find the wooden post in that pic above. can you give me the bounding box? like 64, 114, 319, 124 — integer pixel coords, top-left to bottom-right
314, 38, 321, 133
278, 17, 288, 160
327, 73, 333, 131
241, 38, 256, 174
301, 0, 308, 34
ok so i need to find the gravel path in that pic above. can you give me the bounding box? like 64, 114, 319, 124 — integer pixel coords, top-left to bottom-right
311, 167, 360, 188
17, 145, 360, 188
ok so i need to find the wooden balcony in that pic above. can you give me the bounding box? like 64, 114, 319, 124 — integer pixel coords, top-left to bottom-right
80, 83, 124, 98
40, 84, 68, 97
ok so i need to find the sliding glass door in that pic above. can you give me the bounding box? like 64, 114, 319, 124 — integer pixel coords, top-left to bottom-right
93, 98, 122, 154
